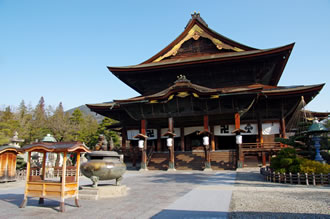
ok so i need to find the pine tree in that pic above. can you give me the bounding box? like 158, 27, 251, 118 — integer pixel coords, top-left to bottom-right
30, 97, 49, 142
48, 102, 71, 142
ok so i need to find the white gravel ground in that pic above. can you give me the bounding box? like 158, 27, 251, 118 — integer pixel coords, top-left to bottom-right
229, 168, 330, 218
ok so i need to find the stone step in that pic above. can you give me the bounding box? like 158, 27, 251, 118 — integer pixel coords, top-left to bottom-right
79, 194, 99, 200
79, 189, 99, 195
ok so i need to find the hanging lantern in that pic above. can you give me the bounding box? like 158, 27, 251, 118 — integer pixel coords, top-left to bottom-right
167, 138, 173, 147
236, 135, 242, 145
138, 140, 144, 149
203, 136, 209, 146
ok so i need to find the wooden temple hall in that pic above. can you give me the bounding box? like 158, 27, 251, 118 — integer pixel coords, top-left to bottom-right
87, 13, 324, 171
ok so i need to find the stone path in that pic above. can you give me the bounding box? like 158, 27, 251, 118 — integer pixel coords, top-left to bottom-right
0, 169, 329, 218
153, 172, 236, 218
0, 171, 236, 219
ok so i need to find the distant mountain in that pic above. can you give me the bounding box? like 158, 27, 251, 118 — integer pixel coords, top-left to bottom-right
66, 105, 105, 123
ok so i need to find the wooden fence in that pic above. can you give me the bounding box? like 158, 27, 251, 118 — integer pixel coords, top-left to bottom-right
260, 167, 330, 186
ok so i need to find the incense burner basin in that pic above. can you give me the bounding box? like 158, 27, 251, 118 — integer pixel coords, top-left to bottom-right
80, 151, 126, 187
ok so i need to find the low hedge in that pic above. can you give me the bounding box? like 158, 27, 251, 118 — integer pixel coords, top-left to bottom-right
270, 148, 330, 174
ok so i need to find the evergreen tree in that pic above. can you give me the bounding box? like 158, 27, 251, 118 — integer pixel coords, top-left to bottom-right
0, 106, 19, 145
48, 102, 71, 142
30, 97, 49, 142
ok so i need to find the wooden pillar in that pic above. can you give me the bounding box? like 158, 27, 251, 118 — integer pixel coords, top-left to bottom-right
262, 152, 266, 166
257, 114, 264, 144
280, 117, 287, 139
41, 152, 47, 180
60, 152, 67, 212
180, 127, 185, 152
20, 152, 31, 208
39, 152, 47, 204
235, 113, 244, 168
140, 119, 148, 170
210, 126, 215, 151
257, 114, 265, 165
157, 128, 161, 151
203, 115, 212, 171
131, 142, 136, 167
215, 135, 219, 150
235, 113, 240, 130
168, 117, 175, 170
75, 152, 81, 207
121, 127, 127, 152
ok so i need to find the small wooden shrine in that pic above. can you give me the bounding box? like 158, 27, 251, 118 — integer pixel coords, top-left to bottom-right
20, 141, 90, 212
0, 132, 23, 182
87, 13, 324, 170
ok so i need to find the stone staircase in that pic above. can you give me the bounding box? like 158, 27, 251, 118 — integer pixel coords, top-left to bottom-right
175, 151, 205, 170
147, 150, 237, 170
147, 152, 169, 170
210, 150, 236, 170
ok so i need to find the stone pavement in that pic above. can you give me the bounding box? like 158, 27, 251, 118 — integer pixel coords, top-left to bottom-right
0, 170, 236, 219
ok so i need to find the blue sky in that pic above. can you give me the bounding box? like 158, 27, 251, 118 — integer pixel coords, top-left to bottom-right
1, 1, 329, 112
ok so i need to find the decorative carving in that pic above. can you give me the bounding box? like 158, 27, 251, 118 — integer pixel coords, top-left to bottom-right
94, 134, 108, 151
175, 75, 190, 83
153, 24, 245, 62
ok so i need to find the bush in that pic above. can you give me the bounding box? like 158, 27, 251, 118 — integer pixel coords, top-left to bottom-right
300, 159, 330, 174
270, 148, 330, 174
270, 148, 301, 173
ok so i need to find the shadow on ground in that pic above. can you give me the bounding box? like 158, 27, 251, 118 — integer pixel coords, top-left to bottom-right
148, 172, 236, 185
152, 209, 330, 219
0, 193, 77, 212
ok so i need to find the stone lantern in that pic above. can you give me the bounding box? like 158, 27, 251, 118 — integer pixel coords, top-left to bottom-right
307, 119, 329, 163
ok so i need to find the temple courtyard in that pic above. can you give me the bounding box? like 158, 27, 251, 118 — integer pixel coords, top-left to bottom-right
0, 168, 329, 219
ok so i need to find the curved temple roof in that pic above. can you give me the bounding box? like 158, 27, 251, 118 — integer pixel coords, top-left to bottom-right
23, 142, 91, 153
107, 13, 294, 95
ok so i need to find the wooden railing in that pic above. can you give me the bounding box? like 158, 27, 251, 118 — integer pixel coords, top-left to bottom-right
240, 142, 283, 151
261, 167, 330, 186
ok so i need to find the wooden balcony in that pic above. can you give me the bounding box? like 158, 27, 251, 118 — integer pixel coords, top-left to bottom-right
239, 142, 284, 167
240, 142, 283, 152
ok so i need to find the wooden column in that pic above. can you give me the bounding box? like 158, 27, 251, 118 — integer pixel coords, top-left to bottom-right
235, 113, 243, 168
280, 117, 287, 139
262, 152, 266, 166
157, 128, 161, 151
257, 113, 264, 144
203, 115, 212, 171
168, 117, 175, 170
210, 126, 215, 151
140, 119, 148, 170
131, 142, 136, 167
20, 152, 31, 208
39, 152, 47, 204
235, 113, 240, 130
75, 152, 81, 207
121, 127, 127, 152
180, 127, 185, 151
257, 114, 266, 166
60, 152, 67, 212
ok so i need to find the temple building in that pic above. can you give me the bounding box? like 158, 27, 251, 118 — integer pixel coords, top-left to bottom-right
87, 13, 324, 170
